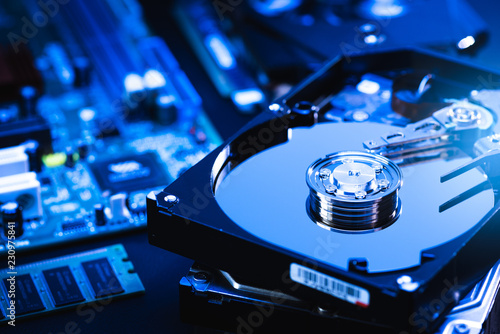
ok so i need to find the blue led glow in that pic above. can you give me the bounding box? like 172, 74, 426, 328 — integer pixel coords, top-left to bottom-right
232, 89, 265, 107
370, 3, 404, 17
358, 0, 406, 19
356, 79, 380, 94
124, 73, 145, 93
144, 69, 166, 89
205, 34, 236, 70
457, 36, 475, 50
248, 0, 302, 16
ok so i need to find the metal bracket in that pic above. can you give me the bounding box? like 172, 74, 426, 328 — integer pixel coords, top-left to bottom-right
364, 101, 494, 158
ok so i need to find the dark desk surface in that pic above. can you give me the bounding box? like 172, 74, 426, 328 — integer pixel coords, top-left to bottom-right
5, 1, 500, 333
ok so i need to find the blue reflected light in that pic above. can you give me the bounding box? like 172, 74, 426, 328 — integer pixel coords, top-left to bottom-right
144, 69, 166, 89
457, 36, 475, 50
205, 34, 236, 70
124, 73, 145, 93
232, 89, 265, 107
248, 0, 302, 16
357, 79, 380, 94
358, 0, 406, 19
370, 3, 404, 17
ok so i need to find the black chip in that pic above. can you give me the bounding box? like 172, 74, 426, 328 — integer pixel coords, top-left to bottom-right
3, 274, 45, 315
81, 258, 124, 298
40, 176, 51, 186
42, 266, 85, 307
89, 152, 169, 193
61, 220, 87, 231
94, 117, 120, 138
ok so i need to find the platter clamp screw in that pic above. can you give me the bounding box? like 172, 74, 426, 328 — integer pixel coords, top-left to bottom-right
325, 185, 337, 194
319, 168, 331, 179
355, 191, 366, 199
453, 323, 470, 334
379, 179, 390, 189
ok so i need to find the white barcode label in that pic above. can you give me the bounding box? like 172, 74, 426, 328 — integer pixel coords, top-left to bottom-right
290, 263, 370, 308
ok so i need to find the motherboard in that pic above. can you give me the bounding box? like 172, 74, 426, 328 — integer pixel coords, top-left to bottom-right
0, 0, 221, 254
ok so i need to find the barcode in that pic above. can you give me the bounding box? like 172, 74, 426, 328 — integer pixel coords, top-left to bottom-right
290, 263, 369, 307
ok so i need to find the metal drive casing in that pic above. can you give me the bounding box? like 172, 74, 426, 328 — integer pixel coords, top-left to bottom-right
148, 48, 500, 333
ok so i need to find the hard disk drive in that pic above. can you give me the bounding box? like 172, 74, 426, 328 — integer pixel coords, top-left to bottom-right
148, 49, 500, 333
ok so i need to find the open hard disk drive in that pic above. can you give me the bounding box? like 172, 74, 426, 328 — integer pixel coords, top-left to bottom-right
148, 48, 500, 334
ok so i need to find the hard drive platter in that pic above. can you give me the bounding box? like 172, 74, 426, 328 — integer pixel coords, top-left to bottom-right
215, 121, 494, 273
148, 49, 500, 333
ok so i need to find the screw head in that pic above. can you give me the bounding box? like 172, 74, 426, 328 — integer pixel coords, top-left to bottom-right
453, 323, 470, 334
397, 275, 412, 285
397, 275, 420, 292
379, 179, 390, 189
373, 163, 383, 173
448, 107, 479, 126
325, 185, 337, 194
269, 103, 281, 113
319, 168, 331, 179
292, 101, 317, 115
359, 23, 377, 35
164, 195, 178, 204
355, 191, 367, 199
193, 272, 210, 283
364, 34, 378, 45
452, 108, 474, 120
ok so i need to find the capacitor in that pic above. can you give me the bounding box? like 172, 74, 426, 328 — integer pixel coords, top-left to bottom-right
73, 56, 91, 87
154, 94, 178, 125
77, 141, 90, 159
124, 73, 148, 120
19, 86, 38, 118
24, 140, 42, 172
2, 202, 24, 238
107, 193, 131, 221
94, 203, 106, 226
65, 147, 77, 168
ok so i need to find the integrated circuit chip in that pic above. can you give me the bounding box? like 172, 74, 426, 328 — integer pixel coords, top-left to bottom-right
3, 274, 45, 315
89, 152, 169, 193
42, 266, 85, 307
0, 244, 144, 323
82, 258, 124, 298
